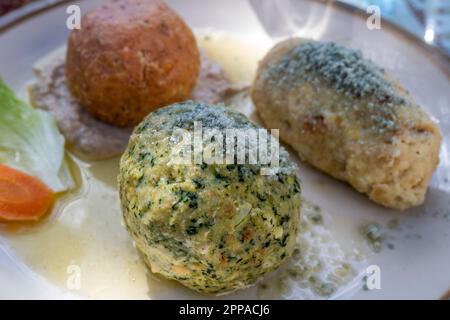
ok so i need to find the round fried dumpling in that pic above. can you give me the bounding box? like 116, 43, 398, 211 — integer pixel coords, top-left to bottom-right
118, 101, 301, 294
66, 0, 200, 127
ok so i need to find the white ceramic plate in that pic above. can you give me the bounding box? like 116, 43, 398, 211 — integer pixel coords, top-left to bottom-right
0, 0, 449, 300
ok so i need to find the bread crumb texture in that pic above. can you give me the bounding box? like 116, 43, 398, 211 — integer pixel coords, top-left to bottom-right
252, 39, 441, 210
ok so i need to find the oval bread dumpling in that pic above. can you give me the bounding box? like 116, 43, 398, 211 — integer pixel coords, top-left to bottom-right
66, 0, 200, 127
118, 101, 301, 294
252, 38, 441, 210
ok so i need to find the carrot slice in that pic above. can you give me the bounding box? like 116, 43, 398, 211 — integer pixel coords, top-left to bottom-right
0, 164, 55, 222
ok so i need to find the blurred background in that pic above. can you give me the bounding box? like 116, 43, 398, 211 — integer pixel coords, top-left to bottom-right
1, 0, 449, 55
340, 0, 450, 54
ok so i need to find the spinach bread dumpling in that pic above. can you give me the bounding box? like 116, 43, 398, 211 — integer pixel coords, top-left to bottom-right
252, 38, 441, 210
118, 101, 301, 294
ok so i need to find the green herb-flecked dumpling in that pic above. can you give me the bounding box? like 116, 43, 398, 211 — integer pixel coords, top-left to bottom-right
118, 101, 301, 294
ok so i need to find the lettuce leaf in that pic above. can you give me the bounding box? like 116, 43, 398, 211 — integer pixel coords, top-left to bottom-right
0, 79, 74, 192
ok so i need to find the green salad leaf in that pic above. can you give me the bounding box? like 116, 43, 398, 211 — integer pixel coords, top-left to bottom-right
0, 79, 74, 192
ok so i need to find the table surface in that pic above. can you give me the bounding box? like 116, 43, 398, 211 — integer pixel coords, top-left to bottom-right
0, 0, 35, 16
